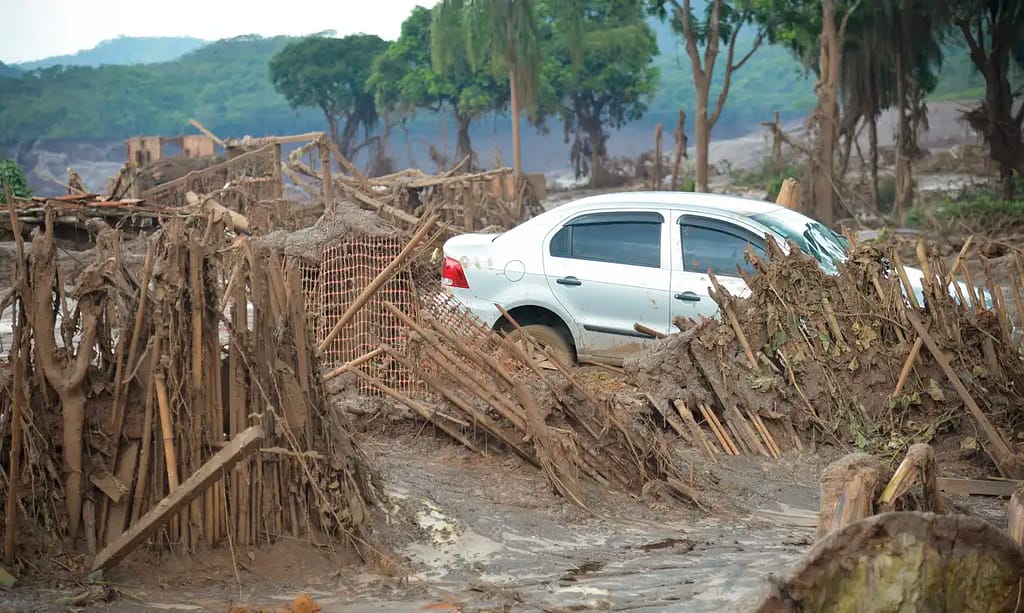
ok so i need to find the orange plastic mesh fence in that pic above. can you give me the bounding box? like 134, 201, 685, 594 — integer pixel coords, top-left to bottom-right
314, 236, 421, 395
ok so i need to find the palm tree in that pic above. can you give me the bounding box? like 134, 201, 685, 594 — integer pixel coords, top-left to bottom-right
432, 0, 579, 211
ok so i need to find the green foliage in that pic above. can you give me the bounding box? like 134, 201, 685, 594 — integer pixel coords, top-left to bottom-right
678, 177, 697, 191
0, 160, 32, 202
371, 6, 507, 118
540, 1, 659, 139
906, 188, 1024, 228
0, 61, 20, 78
269, 34, 387, 152
765, 163, 802, 199
433, 0, 545, 111
16, 36, 207, 70
0, 35, 322, 142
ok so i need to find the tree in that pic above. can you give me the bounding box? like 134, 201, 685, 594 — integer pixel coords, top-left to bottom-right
646, 0, 768, 193
0, 160, 32, 203
269, 34, 388, 157
432, 0, 580, 192
943, 0, 1024, 199
369, 6, 507, 169
760, 0, 864, 224
541, 0, 660, 186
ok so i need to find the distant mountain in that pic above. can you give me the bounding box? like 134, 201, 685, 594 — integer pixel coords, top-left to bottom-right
0, 61, 20, 78
16, 36, 208, 70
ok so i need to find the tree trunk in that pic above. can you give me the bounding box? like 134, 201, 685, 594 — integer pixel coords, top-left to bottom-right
811, 0, 840, 225
325, 110, 341, 155
868, 113, 879, 211
339, 114, 360, 160
455, 111, 474, 172
694, 84, 711, 193
586, 125, 607, 188
894, 52, 914, 216
59, 387, 87, 541
509, 67, 523, 181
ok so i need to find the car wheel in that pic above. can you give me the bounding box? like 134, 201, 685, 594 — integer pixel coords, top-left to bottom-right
502, 324, 574, 371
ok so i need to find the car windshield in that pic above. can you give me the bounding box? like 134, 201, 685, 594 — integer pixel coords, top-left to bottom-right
750, 209, 850, 274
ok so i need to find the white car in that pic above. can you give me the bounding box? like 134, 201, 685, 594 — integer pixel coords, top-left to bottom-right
440, 191, 922, 366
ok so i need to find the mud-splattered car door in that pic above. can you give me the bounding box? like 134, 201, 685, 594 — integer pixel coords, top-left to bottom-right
670, 213, 766, 323
541, 210, 671, 360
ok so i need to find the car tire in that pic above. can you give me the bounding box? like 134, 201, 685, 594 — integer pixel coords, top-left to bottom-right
502, 324, 575, 371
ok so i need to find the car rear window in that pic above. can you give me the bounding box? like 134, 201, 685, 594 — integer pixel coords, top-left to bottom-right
550, 212, 662, 268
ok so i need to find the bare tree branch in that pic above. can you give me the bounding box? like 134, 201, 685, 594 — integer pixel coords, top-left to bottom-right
838, 0, 864, 40
731, 27, 765, 72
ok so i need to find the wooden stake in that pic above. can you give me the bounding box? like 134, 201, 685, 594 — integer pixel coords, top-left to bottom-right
708, 270, 758, 370
906, 311, 1022, 479
132, 336, 162, 525
92, 426, 265, 572
700, 403, 738, 456
891, 336, 923, 398
893, 254, 921, 311
3, 304, 26, 563
155, 373, 179, 491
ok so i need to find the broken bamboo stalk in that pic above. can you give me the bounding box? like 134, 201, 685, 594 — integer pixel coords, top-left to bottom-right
700, 403, 738, 456
672, 399, 719, 459
1009, 486, 1024, 546
906, 311, 1023, 479
877, 443, 942, 513
317, 215, 437, 355
154, 373, 179, 491
92, 426, 265, 572
350, 367, 483, 454
891, 336, 923, 398
383, 347, 538, 467
749, 411, 780, 459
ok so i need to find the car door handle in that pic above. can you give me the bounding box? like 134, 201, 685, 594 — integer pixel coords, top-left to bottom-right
674, 291, 701, 302
557, 276, 582, 286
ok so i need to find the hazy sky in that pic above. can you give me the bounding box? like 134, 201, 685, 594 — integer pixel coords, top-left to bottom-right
2, 0, 429, 63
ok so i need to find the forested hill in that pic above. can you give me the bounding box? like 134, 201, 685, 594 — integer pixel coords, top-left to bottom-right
0, 22, 995, 146
0, 61, 20, 78
15, 36, 208, 70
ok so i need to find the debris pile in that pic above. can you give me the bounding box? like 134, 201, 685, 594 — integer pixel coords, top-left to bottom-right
0, 202, 379, 571
627, 237, 1024, 478
284, 134, 540, 233
359, 293, 711, 510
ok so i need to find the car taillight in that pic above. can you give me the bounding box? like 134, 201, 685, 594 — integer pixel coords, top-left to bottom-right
442, 256, 469, 289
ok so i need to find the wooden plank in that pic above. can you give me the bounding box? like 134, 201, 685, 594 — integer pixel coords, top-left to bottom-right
92, 426, 264, 572
937, 477, 1020, 498
906, 311, 1023, 479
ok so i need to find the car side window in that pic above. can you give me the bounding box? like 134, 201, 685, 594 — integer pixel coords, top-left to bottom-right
550, 211, 662, 268
680, 220, 765, 277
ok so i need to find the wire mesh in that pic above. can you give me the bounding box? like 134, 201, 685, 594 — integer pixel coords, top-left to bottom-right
316, 236, 421, 396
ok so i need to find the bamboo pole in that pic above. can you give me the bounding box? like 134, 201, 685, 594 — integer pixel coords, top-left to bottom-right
155, 373, 179, 490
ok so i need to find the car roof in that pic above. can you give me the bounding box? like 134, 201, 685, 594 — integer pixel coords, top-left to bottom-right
558, 191, 785, 218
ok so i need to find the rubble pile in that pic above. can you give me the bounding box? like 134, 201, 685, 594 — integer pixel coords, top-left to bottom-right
0, 203, 380, 571
627, 238, 1024, 478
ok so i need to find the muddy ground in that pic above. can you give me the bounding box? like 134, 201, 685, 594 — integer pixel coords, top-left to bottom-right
0, 418, 1007, 612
